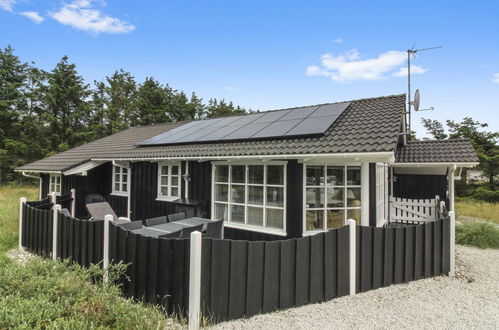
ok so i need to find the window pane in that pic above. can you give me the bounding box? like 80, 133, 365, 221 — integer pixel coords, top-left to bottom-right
231, 165, 245, 183
214, 184, 228, 202
171, 166, 179, 175
122, 184, 127, 192
306, 187, 324, 208
215, 203, 228, 221
230, 185, 245, 203
347, 166, 361, 185
266, 186, 283, 207
248, 186, 263, 205
327, 166, 344, 186
347, 209, 361, 225
231, 205, 244, 223
115, 174, 120, 182
327, 209, 345, 229
171, 176, 179, 186
171, 187, 179, 197
114, 166, 120, 174
56, 176, 61, 184
248, 165, 264, 184
347, 188, 361, 207
306, 165, 324, 186
161, 176, 168, 185
161, 166, 168, 175
267, 165, 283, 185
247, 207, 264, 226
160, 186, 169, 196
326, 187, 344, 207
122, 174, 127, 182
266, 208, 283, 229
122, 168, 128, 174
306, 210, 323, 231
115, 183, 120, 191
215, 165, 229, 182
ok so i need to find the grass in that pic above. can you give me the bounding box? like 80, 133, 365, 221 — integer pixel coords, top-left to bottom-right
0, 184, 168, 328
456, 222, 499, 249
455, 198, 499, 225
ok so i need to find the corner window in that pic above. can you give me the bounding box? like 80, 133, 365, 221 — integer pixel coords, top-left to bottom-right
112, 165, 129, 196
212, 163, 286, 234
157, 163, 181, 201
49, 174, 61, 195
304, 165, 361, 232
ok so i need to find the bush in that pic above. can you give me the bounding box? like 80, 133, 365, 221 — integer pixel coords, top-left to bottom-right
456, 222, 499, 249
472, 187, 499, 203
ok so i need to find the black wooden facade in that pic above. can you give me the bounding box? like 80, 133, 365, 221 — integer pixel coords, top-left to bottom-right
40, 160, 381, 240
393, 174, 447, 200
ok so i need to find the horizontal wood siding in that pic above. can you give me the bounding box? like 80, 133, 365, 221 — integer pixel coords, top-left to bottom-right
393, 174, 447, 199
188, 161, 211, 218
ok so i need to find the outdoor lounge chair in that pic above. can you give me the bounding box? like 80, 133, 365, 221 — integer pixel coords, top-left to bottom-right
117, 220, 143, 231
158, 230, 182, 239
180, 223, 204, 238
204, 219, 224, 239
86, 201, 130, 222
167, 212, 186, 222
145, 216, 168, 227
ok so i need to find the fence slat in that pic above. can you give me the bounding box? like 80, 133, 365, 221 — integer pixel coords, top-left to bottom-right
245, 241, 264, 318
310, 233, 325, 303
324, 230, 336, 300
424, 222, 434, 277
136, 235, 148, 301
263, 241, 280, 313
434, 219, 442, 275
404, 226, 415, 282
372, 227, 384, 289
414, 224, 424, 280
383, 227, 394, 286
295, 236, 310, 305
441, 217, 450, 274
157, 238, 173, 310
146, 237, 159, 304
394, 227, 405, 284
211, 239, 231, 321
228, 240, 248, 319
336, 226, 350, 297
125, 232, 137, 298
361, 226, 373, 292
280, 239, 296, 309
200, 238, 212, 315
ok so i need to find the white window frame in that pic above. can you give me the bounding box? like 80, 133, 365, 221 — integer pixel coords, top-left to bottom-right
156, 162, 182, 202
111, 164, 129, 197
49, 174, 62, 196
211, 161, 287, 236
303, 164, 362, 234
375, 163, 389, 227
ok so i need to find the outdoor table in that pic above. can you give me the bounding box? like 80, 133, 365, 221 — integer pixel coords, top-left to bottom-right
149, 222, 185, 233
131, 227, 172, 238
173, 217, 211, 231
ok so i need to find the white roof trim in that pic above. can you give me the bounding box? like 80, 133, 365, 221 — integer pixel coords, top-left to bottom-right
392, 162, 479, 168
14, 169, 62, 174
63, 161, 105, 176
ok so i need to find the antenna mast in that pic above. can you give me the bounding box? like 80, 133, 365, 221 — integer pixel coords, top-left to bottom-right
405, 45, 441, 141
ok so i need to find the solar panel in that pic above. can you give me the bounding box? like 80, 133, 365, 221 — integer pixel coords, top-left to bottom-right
137, 101, 351, 145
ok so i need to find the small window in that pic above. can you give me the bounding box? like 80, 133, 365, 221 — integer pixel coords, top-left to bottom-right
112, 165, 129, 196
157, 163, 181, 201
49, 174, 61, 195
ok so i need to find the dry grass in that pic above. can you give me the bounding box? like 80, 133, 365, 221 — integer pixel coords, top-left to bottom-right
455, 199, 499, 224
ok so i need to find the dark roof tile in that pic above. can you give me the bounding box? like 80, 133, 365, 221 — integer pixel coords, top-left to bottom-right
395, 139, 479, 163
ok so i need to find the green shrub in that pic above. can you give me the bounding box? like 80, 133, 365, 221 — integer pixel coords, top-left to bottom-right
472, 187, 499, 203
456, 222, 499, 249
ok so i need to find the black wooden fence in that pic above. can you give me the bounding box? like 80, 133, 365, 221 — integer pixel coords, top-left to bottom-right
20, 199, 452, 323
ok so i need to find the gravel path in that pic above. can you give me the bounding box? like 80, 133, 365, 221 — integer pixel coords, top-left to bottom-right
210, 245, 499, 329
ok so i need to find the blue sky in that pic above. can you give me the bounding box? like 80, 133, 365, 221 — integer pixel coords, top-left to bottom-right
1, 0, 498, 137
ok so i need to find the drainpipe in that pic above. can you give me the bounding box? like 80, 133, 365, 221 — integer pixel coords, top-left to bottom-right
22, 171, 42, 200
448, 165, 456, 213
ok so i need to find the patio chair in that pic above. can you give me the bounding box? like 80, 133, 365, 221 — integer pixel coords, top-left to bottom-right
167, 212, 186, 222
145, 216, 168, 227
117, 220, 143, 231
86, 201, 130, 222
158, 230, 182, 239
204, 219, 224, 239
180, 223, 204, 239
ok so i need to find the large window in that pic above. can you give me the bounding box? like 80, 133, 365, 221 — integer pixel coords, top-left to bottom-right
376, 163, 388, 226
49, 174, 61, 195
304, 165, 361, 232
112, 165, 129, 196
157, 163, 181, 201
212, 163, 286, 233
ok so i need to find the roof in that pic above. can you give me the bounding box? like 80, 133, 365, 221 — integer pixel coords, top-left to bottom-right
395, 139, 479, 163
17, 94, 405, 172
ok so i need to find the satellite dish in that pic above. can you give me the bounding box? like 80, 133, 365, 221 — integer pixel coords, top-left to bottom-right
413, 89, 420, 111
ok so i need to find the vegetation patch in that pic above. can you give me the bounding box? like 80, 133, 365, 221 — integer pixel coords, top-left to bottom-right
456, 222, 499, 249
455, 199, 499, 224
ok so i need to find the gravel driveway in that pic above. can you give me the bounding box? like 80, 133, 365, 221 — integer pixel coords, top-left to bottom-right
210, 245, 499, 329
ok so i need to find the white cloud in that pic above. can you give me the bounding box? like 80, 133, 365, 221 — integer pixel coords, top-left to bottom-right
0, 0, 16, 12
225, 86, 240, 92
306, 49, 428, 82
50, 0, 135, 34
20, 11, 44, 24
393, 65, 428, 77
493, 73, 499, 84
333, 38, 343, 44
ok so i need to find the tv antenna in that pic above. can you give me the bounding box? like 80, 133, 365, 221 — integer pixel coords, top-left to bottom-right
405, 45, 441, 141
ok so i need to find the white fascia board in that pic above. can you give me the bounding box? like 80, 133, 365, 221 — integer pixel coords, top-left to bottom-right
63, 161, 105, 176
14, 169, 62, 174
91, 151, 395, 163
392, 162, 479, 168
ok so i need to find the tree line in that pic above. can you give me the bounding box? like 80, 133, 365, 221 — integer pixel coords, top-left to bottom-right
0, 46, 249, 183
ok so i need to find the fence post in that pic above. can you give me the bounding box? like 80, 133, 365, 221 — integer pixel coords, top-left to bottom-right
70, 188, 76, 217
347, 219, 356, 295
449, 211, 455, 276
189, 231, 202, 330
103, 214, 112, 283
52, 204, 61, 260
19, 197, 27, 251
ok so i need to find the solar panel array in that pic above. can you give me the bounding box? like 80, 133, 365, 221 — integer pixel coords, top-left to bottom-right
137, 102, 351, 146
